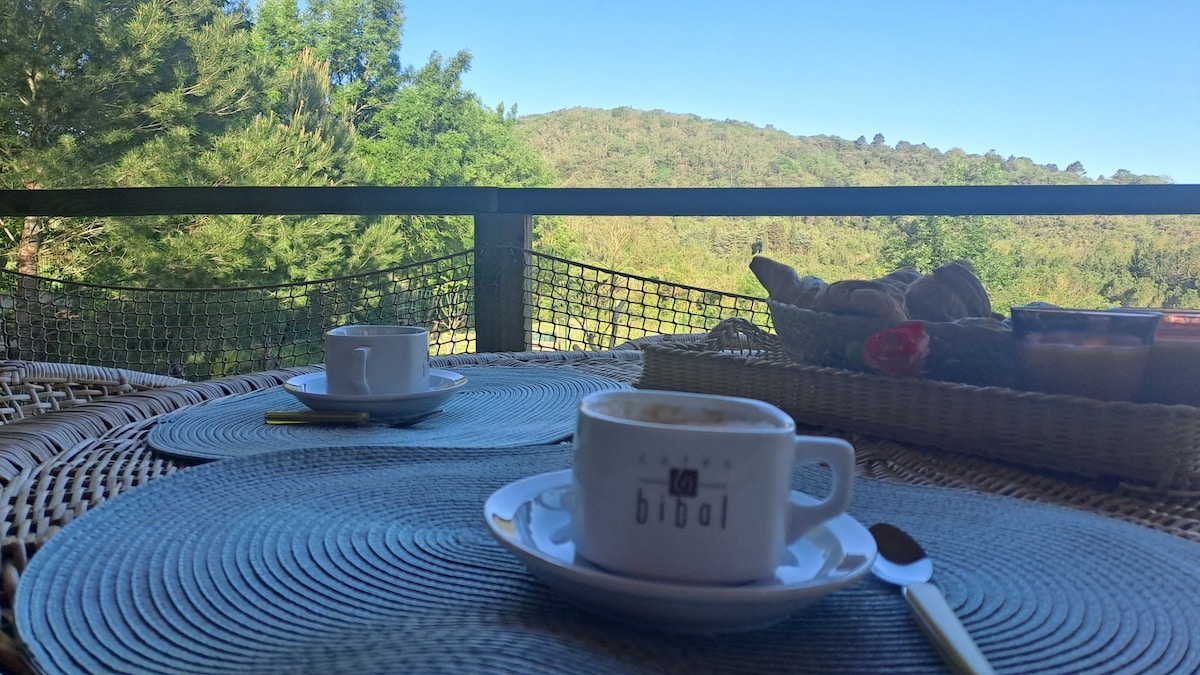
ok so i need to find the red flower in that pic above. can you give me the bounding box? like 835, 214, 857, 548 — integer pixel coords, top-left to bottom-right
862, 322, 930, 377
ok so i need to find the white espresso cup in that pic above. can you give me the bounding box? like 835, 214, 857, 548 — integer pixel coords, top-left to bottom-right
571, 389, 855, 585
323, 325, 430, 396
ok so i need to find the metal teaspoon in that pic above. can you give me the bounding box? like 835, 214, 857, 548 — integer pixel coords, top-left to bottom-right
869, 523, 996, 675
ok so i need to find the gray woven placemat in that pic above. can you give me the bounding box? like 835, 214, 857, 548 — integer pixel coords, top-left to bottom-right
147, 367, 628, 461
15, 444, 1200, 674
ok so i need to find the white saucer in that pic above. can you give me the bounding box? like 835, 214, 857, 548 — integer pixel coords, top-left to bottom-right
283, 370, 467, 420
484, 470, 876, 634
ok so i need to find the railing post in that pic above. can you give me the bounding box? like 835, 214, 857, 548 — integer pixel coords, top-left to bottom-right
473, 213, 533, 353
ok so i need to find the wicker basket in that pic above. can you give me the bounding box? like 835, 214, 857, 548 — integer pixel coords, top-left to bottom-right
768, 299, 1021, 389
637, 318, 1200, 489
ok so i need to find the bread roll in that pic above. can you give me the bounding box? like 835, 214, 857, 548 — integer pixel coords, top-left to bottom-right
905, 260, 992, 322
879, 267, 922, 292
749, 256, 827, 309
816, 279, 908, 320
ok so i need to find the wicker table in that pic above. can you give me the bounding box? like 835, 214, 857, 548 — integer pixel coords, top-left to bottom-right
1, 349, 1199, 674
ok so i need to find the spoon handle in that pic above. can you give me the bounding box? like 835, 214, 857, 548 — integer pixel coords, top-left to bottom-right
904, 582, 996, 675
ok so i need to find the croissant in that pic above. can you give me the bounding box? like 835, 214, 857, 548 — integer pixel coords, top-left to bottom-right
905, 260, 992, 322
879, 267, 922, 292
749, 256, 827, 309
816, 279, 908, 320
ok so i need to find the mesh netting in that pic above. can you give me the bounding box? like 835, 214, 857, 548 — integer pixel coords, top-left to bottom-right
525, 252, 769, 351
1, 250, 768, 380
1, 254, 475, 381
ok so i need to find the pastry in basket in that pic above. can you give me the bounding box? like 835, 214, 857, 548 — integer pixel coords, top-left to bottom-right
904, 260, 992, 322
814, 279, 908, 321
750, 256, 1020, 389
749, 256, 828, 309
879, 267, 922, 293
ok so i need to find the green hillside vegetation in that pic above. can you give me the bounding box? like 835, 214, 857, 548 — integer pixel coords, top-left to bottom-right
4, 0, 1195, 314
516, 107, 1199, 310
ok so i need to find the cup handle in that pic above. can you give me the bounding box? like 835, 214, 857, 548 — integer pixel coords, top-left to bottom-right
785, 437, 855, 543
351, 346, 371, 395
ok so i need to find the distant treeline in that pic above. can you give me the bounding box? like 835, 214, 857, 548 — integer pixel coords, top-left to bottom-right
516, 107, 1198, 311
5, 0, 1195, 314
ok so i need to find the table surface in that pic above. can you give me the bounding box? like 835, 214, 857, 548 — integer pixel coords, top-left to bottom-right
2, 348, 1199, 674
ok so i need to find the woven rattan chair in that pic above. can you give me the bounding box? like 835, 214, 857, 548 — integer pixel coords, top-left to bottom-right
0, 360, 188, 481
0, 360, 186, 423
0, 362, 325, 673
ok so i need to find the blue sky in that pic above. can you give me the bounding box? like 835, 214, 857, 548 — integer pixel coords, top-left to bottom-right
400, 1, 1199, 184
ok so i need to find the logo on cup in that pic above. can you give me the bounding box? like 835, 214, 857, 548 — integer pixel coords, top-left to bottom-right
636, 466, 727, 529
669, 468, 698, 497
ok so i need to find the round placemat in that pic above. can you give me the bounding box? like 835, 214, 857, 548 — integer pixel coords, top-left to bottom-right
146, 367, 628, 461
15, 445, 1200, 674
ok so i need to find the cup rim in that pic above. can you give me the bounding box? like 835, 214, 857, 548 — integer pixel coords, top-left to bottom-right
1010, 305, 1159, 320
326, 325, 428, 337
580, 389, 794, 432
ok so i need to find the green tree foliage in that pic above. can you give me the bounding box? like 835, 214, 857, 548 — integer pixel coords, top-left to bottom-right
1, 0, 267, 277
880, 150, 1022, 295
356, 51, 556, 255
97, 50, 375, 286
3, 8, 1192, 315
254, 0, 404, 132
359, 52, 549, 189
516, 107, 1195, 310
2, 0, 561, 286
1, 0, 265, 185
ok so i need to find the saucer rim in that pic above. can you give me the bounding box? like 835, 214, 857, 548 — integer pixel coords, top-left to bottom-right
283, 369, 467, 403
484, 469, 877, 606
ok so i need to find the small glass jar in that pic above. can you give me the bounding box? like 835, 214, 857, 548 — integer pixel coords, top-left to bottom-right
1011, 306, 1159, 402
1138, 310, 1200, 406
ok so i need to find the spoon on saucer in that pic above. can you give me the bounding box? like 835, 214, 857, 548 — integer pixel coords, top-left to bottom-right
869, 523, 995, 675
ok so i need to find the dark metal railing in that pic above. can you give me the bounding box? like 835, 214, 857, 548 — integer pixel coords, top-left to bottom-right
4, 185, 1200, 352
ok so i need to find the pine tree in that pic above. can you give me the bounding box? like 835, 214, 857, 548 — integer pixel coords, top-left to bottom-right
1, 0, 267, 278
3, 0, 559, 286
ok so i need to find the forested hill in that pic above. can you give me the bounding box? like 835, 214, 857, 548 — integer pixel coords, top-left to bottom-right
513, 107, 1196, 311
515, 107, 1169, 188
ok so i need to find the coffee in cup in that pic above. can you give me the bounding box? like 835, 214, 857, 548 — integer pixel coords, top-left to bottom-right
571, 389, 855, 585
323, 325, 430, 396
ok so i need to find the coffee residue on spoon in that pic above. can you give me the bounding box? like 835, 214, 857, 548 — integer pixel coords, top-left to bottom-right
869, 523, 927, 566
